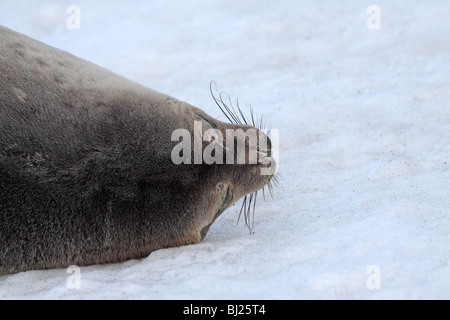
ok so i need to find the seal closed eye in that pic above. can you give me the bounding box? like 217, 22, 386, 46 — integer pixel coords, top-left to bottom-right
195, 111, 219, 129
0, 25, 276, 275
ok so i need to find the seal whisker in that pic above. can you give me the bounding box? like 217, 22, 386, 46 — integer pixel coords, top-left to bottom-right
221, 95, 239, 124
236, 98, 249, 126
250, 104, 256, 128
245, 191, 254, 231
210, 81, 230, 121
244, 193, 251, 228
224, 92, 242, 125
218, 89, 240, 125
210, 82, 238, 124
267, 180, 274, 199
210, 82, 254, 127
236, 195, 248, 226
252, 190, 258, 231
272, 173, 280, 187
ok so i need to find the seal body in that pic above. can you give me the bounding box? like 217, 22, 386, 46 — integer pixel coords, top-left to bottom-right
0, 26, 274, 274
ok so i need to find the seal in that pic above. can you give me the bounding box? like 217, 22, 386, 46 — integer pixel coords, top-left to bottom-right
0, 25, 276, 275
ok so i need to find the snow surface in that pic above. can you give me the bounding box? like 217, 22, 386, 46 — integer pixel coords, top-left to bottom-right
1, 0, 449, 299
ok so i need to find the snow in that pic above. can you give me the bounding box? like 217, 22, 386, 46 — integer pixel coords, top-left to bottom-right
1, 0, 450, 299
